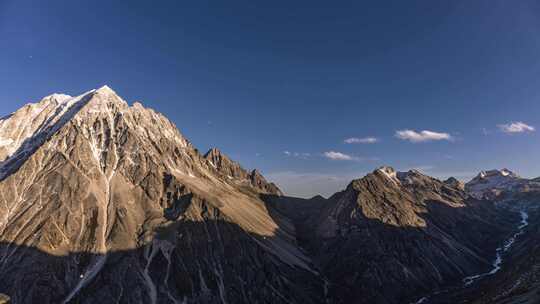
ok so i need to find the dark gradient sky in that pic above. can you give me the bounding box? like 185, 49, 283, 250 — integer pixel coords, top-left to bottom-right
1, 0, 540, 197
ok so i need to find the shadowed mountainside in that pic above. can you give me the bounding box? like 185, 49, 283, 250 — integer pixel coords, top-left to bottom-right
0, 218, 324, 304
0, 87, 324, 303
0, 86, 539, 304
262, 168, 520, 304
0, 195, 525, 304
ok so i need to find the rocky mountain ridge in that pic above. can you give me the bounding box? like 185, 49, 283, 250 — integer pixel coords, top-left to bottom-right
0, 86, 321, 304
307, 167, 514, 303
203, 147, 282, 196
0, 87, 538, 304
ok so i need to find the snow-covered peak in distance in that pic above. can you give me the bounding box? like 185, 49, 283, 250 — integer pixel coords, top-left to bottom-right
477, 168, 518, 179
466, 169, 525, 199
500, 168, 515, 177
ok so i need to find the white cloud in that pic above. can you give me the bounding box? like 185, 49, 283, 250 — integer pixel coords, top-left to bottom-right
395, 129, 453, 143
344, 137, 379, 144
323, 151, 355, 161
284, 151, 311, 159
322, 151, 379, 162
498, 122, 535, 134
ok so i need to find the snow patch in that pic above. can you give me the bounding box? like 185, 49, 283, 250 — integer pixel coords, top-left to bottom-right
62, 255, 108, 304
48, 93, 72, 104
413, 297, 428, 304
0, 138, 13, 147
377, 166, 400, 185
0, 89, 95, 178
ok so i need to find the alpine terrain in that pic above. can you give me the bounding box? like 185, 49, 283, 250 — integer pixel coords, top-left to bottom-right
0, 87, 538, 304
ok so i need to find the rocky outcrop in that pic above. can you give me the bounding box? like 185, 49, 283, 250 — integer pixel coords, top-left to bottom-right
204, 147, 247, 179
0, 86, 321, 304
204, 148, 283, 196
248, 169, 283, 196
444, 177, 465, 191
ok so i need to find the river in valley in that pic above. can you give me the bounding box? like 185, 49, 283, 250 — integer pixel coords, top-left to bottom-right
462, 210, 529, 285
412, 209, 530, 304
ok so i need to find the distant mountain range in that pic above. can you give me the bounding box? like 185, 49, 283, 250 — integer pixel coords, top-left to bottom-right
0, 87, 538, 304
465, 168, 540, 200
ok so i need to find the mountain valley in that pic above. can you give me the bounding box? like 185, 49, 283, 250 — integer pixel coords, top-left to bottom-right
0, 87, 538, 304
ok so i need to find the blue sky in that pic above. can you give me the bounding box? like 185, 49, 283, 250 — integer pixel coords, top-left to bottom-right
1, 0, 539, 197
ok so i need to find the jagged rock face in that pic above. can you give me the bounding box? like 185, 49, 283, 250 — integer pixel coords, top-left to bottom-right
444, 177, 465, 191
204, 148, 283, 196
248, 169, 283, 196
0, 93, 73, 163
0, 87, 323, 304
312, 167, 513, 304
204, 148, 249, 180
2, 86, 539, 304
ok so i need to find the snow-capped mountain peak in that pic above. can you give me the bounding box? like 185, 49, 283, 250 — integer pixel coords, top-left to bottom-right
0, 89, 92, 161
466, 169, 525, 199
500, 168, 517, 177
45, 93, 73, 104
477, 169, 518, 180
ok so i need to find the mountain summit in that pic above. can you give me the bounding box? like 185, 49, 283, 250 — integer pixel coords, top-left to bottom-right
0, 87, 538, 304
263, 164, 540, 304
465, 168, 540, 199
0, 87, 321, 304
300, 166, 512, 303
